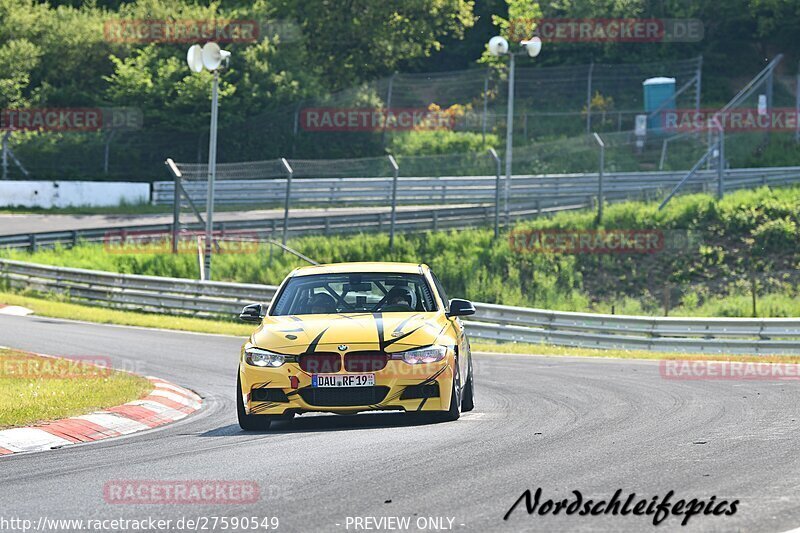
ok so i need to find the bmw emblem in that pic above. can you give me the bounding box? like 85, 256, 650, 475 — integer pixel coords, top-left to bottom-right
338, 344, 348, 352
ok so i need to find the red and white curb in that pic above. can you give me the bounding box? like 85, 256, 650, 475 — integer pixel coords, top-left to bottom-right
0, 376, 201, 456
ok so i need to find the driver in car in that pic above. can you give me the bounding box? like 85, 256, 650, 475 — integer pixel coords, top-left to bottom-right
382, 286, 415, 311
309, 293, 337, 314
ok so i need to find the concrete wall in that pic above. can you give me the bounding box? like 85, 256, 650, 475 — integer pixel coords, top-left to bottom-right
0, 181, 150, 208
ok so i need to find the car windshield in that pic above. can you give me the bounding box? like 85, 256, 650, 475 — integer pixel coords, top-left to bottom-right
271, 273, 437, 315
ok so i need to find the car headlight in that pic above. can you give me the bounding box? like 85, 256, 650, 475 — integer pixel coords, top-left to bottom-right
398, 345, 447, 364
245, 347, 285, 367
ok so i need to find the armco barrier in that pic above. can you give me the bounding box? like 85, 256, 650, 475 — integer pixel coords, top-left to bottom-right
2, 259, 798, 355
2, 167, 798, 252
0, 202, 587, 251
152, 167, 800, 207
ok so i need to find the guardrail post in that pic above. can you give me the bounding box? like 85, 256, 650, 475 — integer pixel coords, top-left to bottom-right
29, 234, 36, 253
488, 148, 501, 238
281, 158, 293, 245
388, 155, 399, 250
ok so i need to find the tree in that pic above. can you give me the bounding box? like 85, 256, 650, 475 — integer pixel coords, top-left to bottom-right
269, 0, 476, 90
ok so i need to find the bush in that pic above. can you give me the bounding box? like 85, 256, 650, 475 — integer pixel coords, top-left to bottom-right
390, 130, 499, 156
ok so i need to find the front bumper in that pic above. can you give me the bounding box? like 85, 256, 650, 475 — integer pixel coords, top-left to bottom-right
239, 359, 454, 415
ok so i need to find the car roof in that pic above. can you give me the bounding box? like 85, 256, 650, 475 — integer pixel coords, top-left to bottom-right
291, 262, 429, 277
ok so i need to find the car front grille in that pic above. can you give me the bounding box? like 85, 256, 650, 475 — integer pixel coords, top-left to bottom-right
298, 386, 390, 407
344, 351, 388, 372
299, 353, 341, 373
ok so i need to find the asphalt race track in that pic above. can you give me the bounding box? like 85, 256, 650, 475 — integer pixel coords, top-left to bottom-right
2, 313, 800, 532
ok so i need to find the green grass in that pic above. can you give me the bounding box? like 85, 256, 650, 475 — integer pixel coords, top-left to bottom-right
0, 292, 254, 337
0, 204, 171, 216
0, 347, 153, 429
3, 185, 798, 317
3, 291, 799, 367
472, 340, 800, 364
0, 202, 285, 216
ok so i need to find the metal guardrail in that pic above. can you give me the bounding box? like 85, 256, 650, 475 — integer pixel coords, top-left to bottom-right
0, 259, 277, 316
151, 167, 800, 206
0, 201, 587, 251
2, 166, 798, 252
2, 259, 798, 355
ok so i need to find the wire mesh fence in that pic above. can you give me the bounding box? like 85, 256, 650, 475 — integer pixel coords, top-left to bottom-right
0, 56, 705, 181
4, 54, 799, 185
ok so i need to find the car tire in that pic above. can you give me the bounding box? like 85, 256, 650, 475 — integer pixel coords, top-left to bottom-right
460, 360, 475, 412
438, 360, 461, 422
237, 375, 273, 431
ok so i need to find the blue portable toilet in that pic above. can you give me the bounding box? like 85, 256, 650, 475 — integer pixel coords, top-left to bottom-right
643, 77, 676, 133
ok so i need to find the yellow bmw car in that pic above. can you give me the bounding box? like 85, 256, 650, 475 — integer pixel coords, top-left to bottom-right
236, 262, 476, 430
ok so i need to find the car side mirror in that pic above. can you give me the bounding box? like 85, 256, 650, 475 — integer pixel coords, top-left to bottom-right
446, 298, 475, 318
239, 303, 265, 323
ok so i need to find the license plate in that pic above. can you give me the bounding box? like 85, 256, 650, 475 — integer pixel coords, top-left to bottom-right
312, 374, 375, 387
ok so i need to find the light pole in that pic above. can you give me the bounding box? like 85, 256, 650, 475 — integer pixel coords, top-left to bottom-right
488, 35, 542, 224
187, 42, 231, 281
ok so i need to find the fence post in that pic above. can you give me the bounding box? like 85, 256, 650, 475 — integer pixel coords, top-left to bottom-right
488, 148, 501, 237
592, 133, 605, 224
165, 158, 182, 254
796, 61, 800, 143
482, 68, 490, 143
717, 125, 725, 199
103, 129, 116, 175
695, 55, 703, 112
1, 131, 8, 180
388, 155, 399, 250
281, 158, 294, 245
292, 101, 302, 157
381, 73, 397, 149
585, 61, 594, 135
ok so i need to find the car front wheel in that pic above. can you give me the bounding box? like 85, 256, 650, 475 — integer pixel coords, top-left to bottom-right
437, 360, 461, 422
460, 360, 474, 412
237, 375, 273, 431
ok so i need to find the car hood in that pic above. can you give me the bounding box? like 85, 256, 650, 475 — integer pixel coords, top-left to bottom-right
250, 312, 454, 354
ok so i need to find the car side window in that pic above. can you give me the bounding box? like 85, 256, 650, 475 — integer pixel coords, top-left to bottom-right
430, 272, 450, 313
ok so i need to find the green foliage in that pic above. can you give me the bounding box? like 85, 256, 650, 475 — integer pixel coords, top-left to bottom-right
390, 130, 500, 156
5, 185, 798, 317
0, 0, 474, 130
270, 0, 476, 90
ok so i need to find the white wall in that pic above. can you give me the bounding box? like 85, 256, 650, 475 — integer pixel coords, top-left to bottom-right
0, 181, 150, 208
